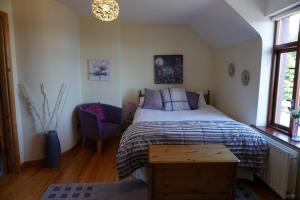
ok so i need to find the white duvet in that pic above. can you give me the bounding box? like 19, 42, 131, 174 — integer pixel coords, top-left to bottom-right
133, 105, 233, 123
130, 105, 254, 182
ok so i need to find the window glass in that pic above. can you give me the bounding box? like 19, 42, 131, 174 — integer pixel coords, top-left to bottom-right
274, 51, 297, 127
277, 13, 300, 45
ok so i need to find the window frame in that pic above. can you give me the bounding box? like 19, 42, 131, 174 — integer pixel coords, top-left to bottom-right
268, 18, 300, 135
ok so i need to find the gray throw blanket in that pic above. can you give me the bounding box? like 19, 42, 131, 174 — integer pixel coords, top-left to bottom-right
117, 121, 268, 179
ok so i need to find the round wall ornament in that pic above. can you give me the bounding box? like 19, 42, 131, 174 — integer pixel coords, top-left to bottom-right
241, 70, 250, 86
228, 62, 235, 77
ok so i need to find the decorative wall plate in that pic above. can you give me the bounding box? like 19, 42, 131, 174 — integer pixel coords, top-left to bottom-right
228, 63, 235, 77
241, 70, 250, 86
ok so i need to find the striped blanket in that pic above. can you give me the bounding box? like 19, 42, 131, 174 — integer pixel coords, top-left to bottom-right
117, 121, 268, 179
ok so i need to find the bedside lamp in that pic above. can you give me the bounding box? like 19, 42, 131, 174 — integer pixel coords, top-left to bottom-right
126, 102, 137, 120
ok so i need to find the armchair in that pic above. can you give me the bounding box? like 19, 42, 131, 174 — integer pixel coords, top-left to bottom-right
77, 103, 122, 154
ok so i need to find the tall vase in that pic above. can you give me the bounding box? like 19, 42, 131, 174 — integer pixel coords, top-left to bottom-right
292, 119, 300, 142
45, 130, 61, 168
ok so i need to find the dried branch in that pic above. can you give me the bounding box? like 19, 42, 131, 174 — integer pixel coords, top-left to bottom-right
40, 83, 51, 122
53, 84, 65, 130
19, 83, 68, 133
40, 83, 46, 127
55, 85, 70, 130
47, 84, 65, 131
19, 84, 46, 132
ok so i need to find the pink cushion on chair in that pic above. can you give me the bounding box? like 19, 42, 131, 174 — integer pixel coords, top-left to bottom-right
88, 104, 105, 121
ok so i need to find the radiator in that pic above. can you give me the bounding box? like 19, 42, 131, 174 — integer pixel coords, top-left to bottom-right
259, 135, 299, 200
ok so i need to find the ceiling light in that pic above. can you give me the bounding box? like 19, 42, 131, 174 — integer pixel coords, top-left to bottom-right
92, 0, 119, 22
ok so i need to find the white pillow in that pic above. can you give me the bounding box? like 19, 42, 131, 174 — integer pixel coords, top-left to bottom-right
161, 88, 191, 111
197, 91, 207, 107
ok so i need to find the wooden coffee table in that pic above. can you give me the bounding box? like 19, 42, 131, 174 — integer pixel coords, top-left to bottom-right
148, 144, 240, 200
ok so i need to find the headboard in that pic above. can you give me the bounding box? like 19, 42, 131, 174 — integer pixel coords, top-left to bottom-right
138, 90, 210, 105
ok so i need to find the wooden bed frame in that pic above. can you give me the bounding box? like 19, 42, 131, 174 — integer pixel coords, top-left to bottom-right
138, 90, 210, 105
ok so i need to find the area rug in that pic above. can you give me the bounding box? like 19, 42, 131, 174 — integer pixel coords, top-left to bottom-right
41, 179, 260, 200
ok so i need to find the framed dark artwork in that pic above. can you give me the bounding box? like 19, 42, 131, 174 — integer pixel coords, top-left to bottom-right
154, 55, 183, 84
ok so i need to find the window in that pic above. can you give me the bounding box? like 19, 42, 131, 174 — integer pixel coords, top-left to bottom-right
269, 13, 300, 134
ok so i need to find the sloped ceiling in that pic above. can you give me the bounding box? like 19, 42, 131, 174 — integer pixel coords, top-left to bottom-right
266, 0, 300, 16
57, 0, 259, 48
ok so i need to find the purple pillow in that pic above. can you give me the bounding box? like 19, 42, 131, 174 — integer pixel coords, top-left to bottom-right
186, 91, 200, 110
88, 103, 105, 121
142, 89, 163, 110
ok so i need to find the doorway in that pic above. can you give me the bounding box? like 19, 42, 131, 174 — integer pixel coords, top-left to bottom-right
0, 10, 20, 175
0, 92, 5, 176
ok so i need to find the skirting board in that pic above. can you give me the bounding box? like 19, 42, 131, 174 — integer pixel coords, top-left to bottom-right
21, 140, 81, 170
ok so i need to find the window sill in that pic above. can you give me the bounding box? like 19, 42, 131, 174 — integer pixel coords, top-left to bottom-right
252, 126, 300, 150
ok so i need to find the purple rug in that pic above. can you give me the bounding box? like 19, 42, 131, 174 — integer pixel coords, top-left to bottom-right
40, 179, 259, 200
40, 180, 147, 200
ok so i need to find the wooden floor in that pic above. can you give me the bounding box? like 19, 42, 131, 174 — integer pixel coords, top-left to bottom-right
0, 137, 281, 200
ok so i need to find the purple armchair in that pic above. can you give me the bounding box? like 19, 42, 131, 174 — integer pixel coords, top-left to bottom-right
77, 103, 122, 154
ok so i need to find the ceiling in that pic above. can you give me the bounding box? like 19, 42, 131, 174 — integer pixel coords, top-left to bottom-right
57, 0, 259, 48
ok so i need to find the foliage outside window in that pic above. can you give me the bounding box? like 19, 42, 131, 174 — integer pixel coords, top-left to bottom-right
269, 13, 300, 135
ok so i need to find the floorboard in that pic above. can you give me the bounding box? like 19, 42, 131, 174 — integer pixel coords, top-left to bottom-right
0, 137, 281, 200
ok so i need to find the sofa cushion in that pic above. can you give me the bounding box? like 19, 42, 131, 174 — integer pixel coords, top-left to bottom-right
85, 103, 105, 121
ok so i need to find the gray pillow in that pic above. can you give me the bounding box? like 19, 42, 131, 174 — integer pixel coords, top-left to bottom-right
186, 91, 200, 110
161, 88, 191, 111
142, 89, 163, 110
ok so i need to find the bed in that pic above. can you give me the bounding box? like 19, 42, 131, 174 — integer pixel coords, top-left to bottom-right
117, 90, 268, 181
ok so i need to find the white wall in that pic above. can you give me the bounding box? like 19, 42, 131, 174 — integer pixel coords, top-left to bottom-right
225, 0, 274, 126
266, 0, 300, 16
79, 18, 122, 107
214, 37, 262, 124
0, 0, 24, 162
121, 22, 213, 105
12, 0, 82, 161
79, 19, 214, 108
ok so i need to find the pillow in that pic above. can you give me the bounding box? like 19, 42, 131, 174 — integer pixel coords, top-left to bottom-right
186, 91, 200, 110
197, 91, 207, 106
142, 89, 163, 110
161, 88, 191, 111
88, 103, 105, 121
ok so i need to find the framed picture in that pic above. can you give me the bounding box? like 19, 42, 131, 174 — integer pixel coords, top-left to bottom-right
154, 55, 183, 84
88, 58, 111, 81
